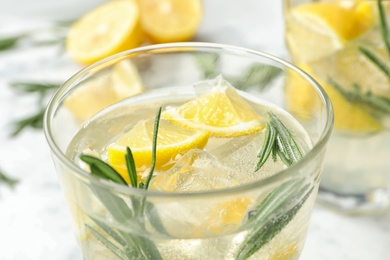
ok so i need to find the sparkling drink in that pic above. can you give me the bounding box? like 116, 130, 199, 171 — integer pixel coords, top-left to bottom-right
44, 43, 333, 259
284, 0, 390, 213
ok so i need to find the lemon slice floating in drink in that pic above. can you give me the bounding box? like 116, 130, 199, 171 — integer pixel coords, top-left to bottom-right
286, 0, 374, 63
107, 118, 209, 182
163, 77, 265, 137
66, 0, 143, 65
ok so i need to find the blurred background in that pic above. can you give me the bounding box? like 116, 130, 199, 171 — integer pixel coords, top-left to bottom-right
0, 1, 389, 260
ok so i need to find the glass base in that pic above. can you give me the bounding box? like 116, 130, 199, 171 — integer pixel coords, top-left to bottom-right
317, 187, 390, 215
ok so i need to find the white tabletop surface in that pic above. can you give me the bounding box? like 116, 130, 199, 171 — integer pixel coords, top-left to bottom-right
0, 1, 389, 259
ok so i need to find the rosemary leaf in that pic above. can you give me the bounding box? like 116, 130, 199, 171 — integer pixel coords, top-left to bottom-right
358, 46, 390, 80
329, 79, 390, 114
0, 36, 23, 51
269, 112, 302, 164
80, 155, 127, 185
10, 82, 60, 93
193, 53, 219, 78
85, 224, 127, 260
235, 185, 312, 260
91, 184, 135, 224
255, 123, 277, 171
144, 200, 170, 236
378, 0, 390, 55
125, 147, 138, 188
144, 107, 161, 190
241, 65, 282, 90
90, 217, 128, 247
275, 138, 293, 166
10, 108, 45, 137
0, 170, 19, 188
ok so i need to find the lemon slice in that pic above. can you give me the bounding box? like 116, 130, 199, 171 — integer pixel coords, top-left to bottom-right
66, 0, 142, 65
64, 60, 144, 122
137, 0, 202, 43
163, 77, 265, 137
285, 64, 382, 133
286, 0, 374, 63
107, 118, 210, 182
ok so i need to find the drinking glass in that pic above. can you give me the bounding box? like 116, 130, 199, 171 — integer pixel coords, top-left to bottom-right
284, 0, 390, 214
44, 42, 333, 259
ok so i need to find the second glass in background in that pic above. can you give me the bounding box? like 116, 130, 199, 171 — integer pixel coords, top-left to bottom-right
284, 0, 390, 214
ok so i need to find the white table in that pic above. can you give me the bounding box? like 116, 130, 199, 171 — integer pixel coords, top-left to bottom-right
0, 1, 389, 259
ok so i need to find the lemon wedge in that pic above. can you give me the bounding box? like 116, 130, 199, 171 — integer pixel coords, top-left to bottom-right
286, 0, 374, 63
107, 118, 209, 182
137, 0, 202, 43
66, 0, 142, 65
163, 77, 265, 137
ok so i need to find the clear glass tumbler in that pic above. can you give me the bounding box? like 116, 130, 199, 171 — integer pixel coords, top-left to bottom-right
44, 43, 333, 259
284, 0, 390, 214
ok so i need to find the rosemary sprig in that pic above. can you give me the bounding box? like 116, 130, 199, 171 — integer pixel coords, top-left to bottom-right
0, 22, 70, 52
193, 53, 219, 78
10, 108, 46, 137
79, 107, 163, 259
194, 53, 281, 91
236, 112, 306, 259
235, 184, 312, 260
0, 169, 19, 189
358, 46, 390, 80
329, 79, 390, 114
230, 64, 282, 91
8, 82, 61, 137
256, 112, 302, 171
377, 0, 390, 55
0, 35, 24, 51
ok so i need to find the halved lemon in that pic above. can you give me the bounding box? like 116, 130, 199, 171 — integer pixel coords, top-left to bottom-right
163, 77, 265, 137
136, 0, 202, 43
107, 118, 209, 182
286, 0, 374, 63
66, 0, 143, 65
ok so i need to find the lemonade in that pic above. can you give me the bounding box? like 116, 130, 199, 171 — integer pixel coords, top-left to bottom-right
284, 0, 390, 213
44, 43, 333, 260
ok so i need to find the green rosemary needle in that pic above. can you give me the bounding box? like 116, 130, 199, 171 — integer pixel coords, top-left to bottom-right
256, 111, 302, 171
377, 0, 390, 55
0, 169, 19, 189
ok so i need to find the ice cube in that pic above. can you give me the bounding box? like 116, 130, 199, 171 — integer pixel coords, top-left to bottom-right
150, 149, 239, 192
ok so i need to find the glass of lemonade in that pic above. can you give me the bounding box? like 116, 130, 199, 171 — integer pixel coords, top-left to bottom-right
44, 43, 333, 260
284, 0, 390, 214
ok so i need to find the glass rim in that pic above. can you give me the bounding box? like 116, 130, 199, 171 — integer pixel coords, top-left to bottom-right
43, 42, 334, 198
